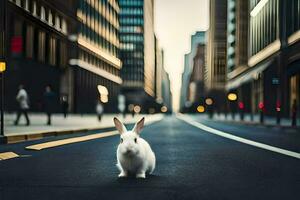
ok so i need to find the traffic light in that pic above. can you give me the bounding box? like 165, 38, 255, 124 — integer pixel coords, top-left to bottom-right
238, 102, 244, 110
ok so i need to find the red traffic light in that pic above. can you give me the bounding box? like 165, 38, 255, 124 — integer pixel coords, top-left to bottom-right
258, 102, 264, 110
276, 101, 281, 112
238, 102, 245, 109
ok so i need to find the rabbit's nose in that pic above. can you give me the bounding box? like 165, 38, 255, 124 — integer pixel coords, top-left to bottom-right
126, 146, 133, 152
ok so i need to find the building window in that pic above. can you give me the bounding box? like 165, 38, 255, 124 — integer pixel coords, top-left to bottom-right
61, 19, 67, 34
48, 10, 53, 25
40, 6, 46, 21
38, 31, 45, 62
55, 14, 61, 30
32, 1, 37, 16
25, 25, 34, 58
48, 36, 56, 65
15, 0, 21, 6
24, 0, 29, 11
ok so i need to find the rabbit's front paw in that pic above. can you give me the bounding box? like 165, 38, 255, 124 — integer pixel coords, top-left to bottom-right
136, 172, 146, 179
118, 171, 128, 178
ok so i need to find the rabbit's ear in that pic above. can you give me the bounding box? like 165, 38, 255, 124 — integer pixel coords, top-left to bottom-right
113, 117, 127, 134
132, 117, 145, 134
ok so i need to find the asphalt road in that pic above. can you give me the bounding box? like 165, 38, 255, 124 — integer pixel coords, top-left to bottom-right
0, 115, 300, 200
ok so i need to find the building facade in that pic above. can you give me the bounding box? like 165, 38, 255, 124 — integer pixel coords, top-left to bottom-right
154, 36, 163, 106
226, 0, 249, 113
119, 0, 156, 113
205, 0, 227, 112
161, 66, 172, 113
180, 31, 205, 112
1, 0, 122, 113
71, 0, 122, 113
226, 0, 300, 117
155, 38, 172, 113
188, 43, 206, 106
2, 0, 76, 113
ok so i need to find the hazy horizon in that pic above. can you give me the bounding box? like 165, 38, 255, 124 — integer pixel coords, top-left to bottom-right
154, 0, 209, 111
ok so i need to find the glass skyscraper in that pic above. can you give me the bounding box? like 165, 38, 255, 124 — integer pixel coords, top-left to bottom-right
119, 0, 156, 112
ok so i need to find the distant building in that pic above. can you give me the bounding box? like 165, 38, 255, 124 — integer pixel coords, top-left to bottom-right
70, 0, 122, 113
188, 43, 206, 105
119, 0, 156, 113
155, 39, 172, 113
180, 31, 205, 112
154, 36, 163, 106
161, 66, 172, 113
205, 0, 227, 111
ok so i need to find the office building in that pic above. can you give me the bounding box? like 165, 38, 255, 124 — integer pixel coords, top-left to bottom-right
205, 0, 227, 111
226, 0, 249, 112
155, 38, 172, 113
1, 0, 122, 113
227, 0, 300, 117
119, 0, 156, 113
2, 0, 76, 112
71, 0, 122, 113
180, 31, 205, 112
188, 43, 206, 105
161, 66, 172, 113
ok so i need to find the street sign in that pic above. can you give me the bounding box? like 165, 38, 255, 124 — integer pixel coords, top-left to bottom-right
0, 62, 5, 72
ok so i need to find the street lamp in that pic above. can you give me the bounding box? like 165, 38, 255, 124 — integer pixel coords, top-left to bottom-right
133, 105, 141, 114
227, 93, 238, 120
258, 101, 265, 124
205, 98, 213, 106
0, 61, 5, 136
238, 101, 245, 121
161, 106, 167, 113
197, 105, 205, 113
97, 85, 109, 103
227, 93, 237, 101
205, 98, 213, 118
276, 100, 281, 125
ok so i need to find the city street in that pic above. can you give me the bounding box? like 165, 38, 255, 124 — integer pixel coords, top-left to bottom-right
0, 115, 299, 200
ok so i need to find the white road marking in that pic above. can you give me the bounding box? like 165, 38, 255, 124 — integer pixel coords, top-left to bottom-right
26, 117, 163, 151
177, 114, 300, 160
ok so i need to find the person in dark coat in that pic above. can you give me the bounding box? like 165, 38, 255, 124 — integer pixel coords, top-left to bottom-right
61, 96, 69, 118
43, 86, 56, 125
292, 99, 298, 126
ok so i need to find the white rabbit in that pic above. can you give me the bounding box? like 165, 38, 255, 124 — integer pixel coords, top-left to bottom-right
114, 117, 156, 179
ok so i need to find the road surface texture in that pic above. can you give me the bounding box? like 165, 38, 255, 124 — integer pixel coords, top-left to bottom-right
0, 115, 299, 200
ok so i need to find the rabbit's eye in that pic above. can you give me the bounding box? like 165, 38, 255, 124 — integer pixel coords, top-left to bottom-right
120, 138, 123, 143
134, 138, 137, 143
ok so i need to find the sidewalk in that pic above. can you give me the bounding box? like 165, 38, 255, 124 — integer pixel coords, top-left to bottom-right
203, 113, 300, 128
1, 113, 163, 143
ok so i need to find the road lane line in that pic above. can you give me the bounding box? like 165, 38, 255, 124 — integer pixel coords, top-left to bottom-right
25, 116, 163, 151
177, 114, 300, 160
26, 131, 119, 151
0, 152, 19, 160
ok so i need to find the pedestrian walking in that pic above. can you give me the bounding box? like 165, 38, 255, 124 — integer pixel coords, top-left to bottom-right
61, 96, 69, 118
96, 101, 104, 122
291, 99, 297, 126
14, 84, 30, 126
43, 86, 56, 125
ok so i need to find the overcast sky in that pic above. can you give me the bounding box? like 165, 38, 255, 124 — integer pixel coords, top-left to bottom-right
154, 0, 209, 111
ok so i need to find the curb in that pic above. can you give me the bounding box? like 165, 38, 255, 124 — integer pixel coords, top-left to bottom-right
212, 119, 300, 130
0, 127, 111, 144
0, 116, 164, 144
